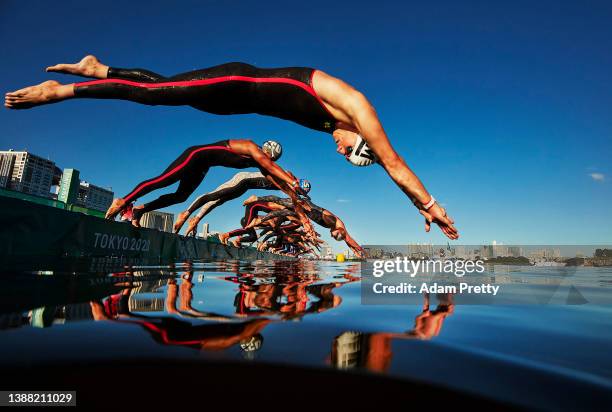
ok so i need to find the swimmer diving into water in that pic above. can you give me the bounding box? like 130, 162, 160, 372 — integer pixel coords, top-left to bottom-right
5, 55, 458, 239
106, 139, 313, 232
244, 195, 364, 257
173, 170, 311, 236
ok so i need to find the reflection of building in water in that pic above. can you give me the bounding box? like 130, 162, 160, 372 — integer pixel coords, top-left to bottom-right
332, 331, 363, 369
27, 303, 95, 328
126, 278, 167, 312
129, 297, 165, 312
140, 211, 174, 232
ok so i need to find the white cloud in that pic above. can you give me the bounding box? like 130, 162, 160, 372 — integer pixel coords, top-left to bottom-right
336, 199, 351, 203
589, 173, 605, 182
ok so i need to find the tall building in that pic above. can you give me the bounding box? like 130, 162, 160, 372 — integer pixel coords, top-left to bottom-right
58, 168, 80, 204
320, 241, 334, 260
508, 246, 523, 257
0, 150, 55, 198
140, 211, 174, 232
198, 223, 209, 238
77, 181, 113, 212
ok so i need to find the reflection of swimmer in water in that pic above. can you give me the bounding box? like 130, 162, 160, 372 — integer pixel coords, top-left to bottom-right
330, 293, 454, 373
226, 273, 357, 320
102, 139, 312, 233
89, 271, 271, 352
6, 55, 458, 239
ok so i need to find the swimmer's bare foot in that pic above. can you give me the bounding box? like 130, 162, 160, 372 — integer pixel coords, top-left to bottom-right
131, 205, 145, 228
173, 210, 190, 233
105, 198, 127, 220
46, 55, 109, 79
5, 80, 74, 109
243, 195, 258, 205
230, 238, 241, 248
185, 217, 200, 237
218, 232, 230, 245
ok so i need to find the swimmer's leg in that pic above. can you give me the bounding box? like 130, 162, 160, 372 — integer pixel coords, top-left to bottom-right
46, 55, 110, 79
106, 146, 201, 219
182, 200, 221, 236
6, 55, 169, 109
4, 64, 188, 109
175, 174, 250, 233
6, 62, 256, 110
47, 55, 169, 82
132, 171, 205, 227
239, 229, 259, 244
5, 80, 75, 109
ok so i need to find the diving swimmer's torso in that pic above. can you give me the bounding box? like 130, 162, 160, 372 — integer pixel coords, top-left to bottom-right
197, 140, 259, 170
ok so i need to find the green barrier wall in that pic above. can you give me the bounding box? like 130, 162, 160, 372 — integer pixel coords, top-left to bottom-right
0, 196, 293, 261
0, 187, 105, 218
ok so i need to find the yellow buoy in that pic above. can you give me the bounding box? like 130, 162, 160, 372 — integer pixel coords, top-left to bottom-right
336, 253, 346, 262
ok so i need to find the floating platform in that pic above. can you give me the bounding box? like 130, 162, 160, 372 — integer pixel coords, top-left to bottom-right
0, 196, 294, 263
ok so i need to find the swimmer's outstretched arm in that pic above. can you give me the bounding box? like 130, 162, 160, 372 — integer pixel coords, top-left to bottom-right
313, 71, 458, 240
344, 233, 364, 257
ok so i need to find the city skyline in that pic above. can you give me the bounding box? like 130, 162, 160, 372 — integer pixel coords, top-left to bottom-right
0, 149, 114, 212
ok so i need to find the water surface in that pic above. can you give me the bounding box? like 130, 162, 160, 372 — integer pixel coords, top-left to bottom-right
1, 260, 611, 410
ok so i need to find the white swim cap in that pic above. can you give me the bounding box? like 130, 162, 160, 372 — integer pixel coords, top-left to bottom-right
346, 135, 376, 166
262, 140, 282, 161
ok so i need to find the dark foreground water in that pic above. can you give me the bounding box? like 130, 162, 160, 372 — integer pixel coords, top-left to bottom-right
1, 259, 611, 410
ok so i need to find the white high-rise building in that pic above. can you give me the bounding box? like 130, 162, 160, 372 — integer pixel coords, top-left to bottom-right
198, 223, 209, 238
0, 150, 55, 198
140, 211, 174, 233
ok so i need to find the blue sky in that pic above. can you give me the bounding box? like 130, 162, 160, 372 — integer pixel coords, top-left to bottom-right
1, 0, 611, 247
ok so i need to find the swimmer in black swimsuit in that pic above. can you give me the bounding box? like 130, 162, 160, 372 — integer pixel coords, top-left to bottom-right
106, 139, 312, 231
173, 171, 308, 236
5, 55, 458, 240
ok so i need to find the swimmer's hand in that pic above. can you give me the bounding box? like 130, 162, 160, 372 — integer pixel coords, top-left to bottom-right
419, 203, 459, 240
352, 247, 365, 259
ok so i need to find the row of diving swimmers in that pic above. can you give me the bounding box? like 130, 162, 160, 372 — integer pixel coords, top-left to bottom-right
218, 194, 365, 258
6, 56, 458, 241
113, 151, 364, 257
